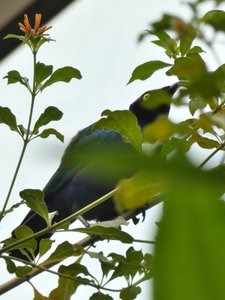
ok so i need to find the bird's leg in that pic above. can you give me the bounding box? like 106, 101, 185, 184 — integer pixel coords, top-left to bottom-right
77, 215, 90, 227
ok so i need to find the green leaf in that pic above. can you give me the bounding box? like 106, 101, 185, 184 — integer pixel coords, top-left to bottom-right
3, 70, 30, 89
15, 266, 33, 278
20, 189, 49, 225
0, 106, 18, 132
49, 263, 89, 300
59, 262, 90, 277
47, 241, 75, 262
151, 14, 177, 31
154, 171, 225, 300
188, 134, 220, 149
126, 247, 143, 264
167, 53, 207, 80
179, 24, 196, 56
110, 260, 141, 280
151, 31, 178, 58
4, 34, 27, 42
202, 10, 225, 32
35, 62, 53, 88
38, 128, 64, 142
40, 66, 82, 91
189, 98, 207, 115
143, 115, 176, 143
115, 171, 165, 212
128, 60, 171, 84
33, 287, 48, 300
101, 260, 115, 278
93, 109, 142, 152
39, 239, 54, 257
120, 286, 141, 300
3, 258, 16, 274
33, 106, 63, 134
73, 226, 134, 243
188, 66, 225, 101
90, 292, 113, 300
12, 225, 37, 259
187, 46, 205, 55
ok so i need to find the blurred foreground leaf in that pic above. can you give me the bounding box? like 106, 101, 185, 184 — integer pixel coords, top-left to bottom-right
154, 168, 225, 300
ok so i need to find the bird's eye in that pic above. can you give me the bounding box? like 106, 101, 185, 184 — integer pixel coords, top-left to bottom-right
142, 93, 151, 102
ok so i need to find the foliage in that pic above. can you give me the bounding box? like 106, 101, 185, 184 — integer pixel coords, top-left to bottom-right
1, 1, 225, 299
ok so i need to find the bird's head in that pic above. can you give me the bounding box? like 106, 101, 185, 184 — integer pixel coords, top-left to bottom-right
129, 83, 179, 128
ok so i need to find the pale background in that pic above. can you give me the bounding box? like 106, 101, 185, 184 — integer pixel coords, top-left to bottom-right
0, 0, 221, 299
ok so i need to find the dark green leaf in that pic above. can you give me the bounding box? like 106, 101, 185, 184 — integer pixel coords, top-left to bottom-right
49, 263, 89, 300
120, 286, 141, 300
20, 189, 49, 225
41, 66, 82, 91
47, 241, 75, 262
126, 247, 143, 264
128, 60, 171, 84
110, 261, 141, 280
0, 106, 18, 132
90, 292, 113, 300
202, 10, 225, 32
35, 62, 53, 88
101, 260, 115, 278
39, 239, 54, 257
74, 226, 133, 243
93, 109, 142, 151
12, 225, 37, 259
15, 266, 33, 278
59, 262, 90, 277
38, 128, 64, 142
3, 70, 30, 89
3, 258, 16, 274
33, 106, 63, 134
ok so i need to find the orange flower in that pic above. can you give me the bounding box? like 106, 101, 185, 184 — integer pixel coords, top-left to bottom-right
18, 13, 52, 36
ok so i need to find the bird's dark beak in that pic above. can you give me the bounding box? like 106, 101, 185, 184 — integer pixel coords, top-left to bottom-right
166, 82, 180, 95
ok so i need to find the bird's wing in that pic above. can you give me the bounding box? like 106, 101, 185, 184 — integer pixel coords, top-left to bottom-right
20, 125, 122, 226
43, 124, 122, 196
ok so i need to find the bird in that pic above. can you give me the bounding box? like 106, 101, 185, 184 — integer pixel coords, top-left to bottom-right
10, 83, 178, 259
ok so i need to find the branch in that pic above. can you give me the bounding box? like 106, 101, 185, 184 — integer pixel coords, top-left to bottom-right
0, 188, 118, 255
0, 194, 162, 295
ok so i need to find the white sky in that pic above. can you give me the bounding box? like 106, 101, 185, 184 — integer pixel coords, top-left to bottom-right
0, 0, 222, 299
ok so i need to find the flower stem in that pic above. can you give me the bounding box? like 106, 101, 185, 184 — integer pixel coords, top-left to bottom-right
0, 52, 37, 221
